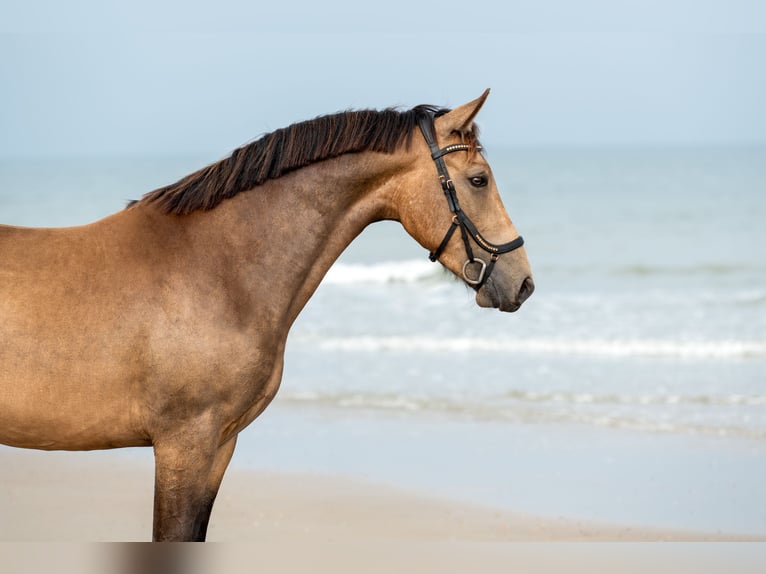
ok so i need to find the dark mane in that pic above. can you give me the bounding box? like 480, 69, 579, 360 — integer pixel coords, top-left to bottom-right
133, 104, 478, 215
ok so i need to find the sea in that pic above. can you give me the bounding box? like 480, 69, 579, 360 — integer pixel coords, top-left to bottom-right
1, 145, 765, 535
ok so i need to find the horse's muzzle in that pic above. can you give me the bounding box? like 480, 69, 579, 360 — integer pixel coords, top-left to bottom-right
476, 276, 535, 313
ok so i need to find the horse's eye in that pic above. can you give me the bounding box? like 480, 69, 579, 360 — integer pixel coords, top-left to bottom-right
469, 176, 488, 188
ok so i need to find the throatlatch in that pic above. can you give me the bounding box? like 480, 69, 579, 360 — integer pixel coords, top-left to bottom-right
417, 112, 525, 288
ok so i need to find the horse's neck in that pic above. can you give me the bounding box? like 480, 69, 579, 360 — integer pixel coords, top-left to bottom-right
169, 152, 403, 333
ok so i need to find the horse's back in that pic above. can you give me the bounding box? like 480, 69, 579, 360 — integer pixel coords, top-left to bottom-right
0, 223, 98, 311
0, 223, 67, 316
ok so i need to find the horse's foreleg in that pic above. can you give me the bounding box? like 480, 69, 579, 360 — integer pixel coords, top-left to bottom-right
152, 431, 226, 542
191, 435, 237, 541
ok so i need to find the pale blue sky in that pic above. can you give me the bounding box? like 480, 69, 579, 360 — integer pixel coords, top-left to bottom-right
1, 1, 765, 157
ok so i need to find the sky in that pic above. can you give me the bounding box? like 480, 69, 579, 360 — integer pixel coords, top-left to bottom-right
1, 1, 765, 157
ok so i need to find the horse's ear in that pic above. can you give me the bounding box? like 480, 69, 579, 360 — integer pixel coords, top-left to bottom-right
435, 89, 490, 141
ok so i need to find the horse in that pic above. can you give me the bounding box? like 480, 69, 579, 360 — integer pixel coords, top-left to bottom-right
0, 90, 533, 541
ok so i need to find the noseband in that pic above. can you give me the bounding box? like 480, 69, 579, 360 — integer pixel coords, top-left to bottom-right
417, 114, 524, 289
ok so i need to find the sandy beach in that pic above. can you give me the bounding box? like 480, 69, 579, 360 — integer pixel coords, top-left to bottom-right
0, 447, 745, 544
2, 447, 762, 542
2, 447, 766, 573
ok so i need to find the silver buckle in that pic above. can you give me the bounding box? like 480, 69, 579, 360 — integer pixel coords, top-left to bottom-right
462, 258, 487, 285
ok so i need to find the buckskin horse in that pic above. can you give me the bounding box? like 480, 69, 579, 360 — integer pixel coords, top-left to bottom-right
0, 90, 533, 541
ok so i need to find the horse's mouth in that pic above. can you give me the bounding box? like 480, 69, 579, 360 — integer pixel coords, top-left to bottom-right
475, 284, 521, 313
499, 301, 522, 313
474, 276, 533, 313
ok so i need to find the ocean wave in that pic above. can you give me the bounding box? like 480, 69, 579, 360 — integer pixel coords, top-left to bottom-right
535, 263, 766, 279
306, 336, 766, 359
324, 260, 441, 284
499, 389, 766, 407
611, 263, 765, 278
280, 390, 766, 440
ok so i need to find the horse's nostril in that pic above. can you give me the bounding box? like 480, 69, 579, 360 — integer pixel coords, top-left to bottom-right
518, 277, 535, 304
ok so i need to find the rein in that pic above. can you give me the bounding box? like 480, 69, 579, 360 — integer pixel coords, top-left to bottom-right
417, 114, 524, 288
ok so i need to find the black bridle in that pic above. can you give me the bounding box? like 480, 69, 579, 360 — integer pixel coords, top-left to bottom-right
417, 113, 524, 289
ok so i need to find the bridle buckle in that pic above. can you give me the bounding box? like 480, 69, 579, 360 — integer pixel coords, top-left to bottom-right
462, 258, 487, 286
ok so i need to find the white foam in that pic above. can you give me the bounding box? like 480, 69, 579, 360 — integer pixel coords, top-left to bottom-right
324, 260, 439, 284
279, 390, 766, 439
310, 335, 766, 359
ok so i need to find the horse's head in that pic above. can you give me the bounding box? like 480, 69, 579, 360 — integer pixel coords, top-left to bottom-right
395, 90, 534, 312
